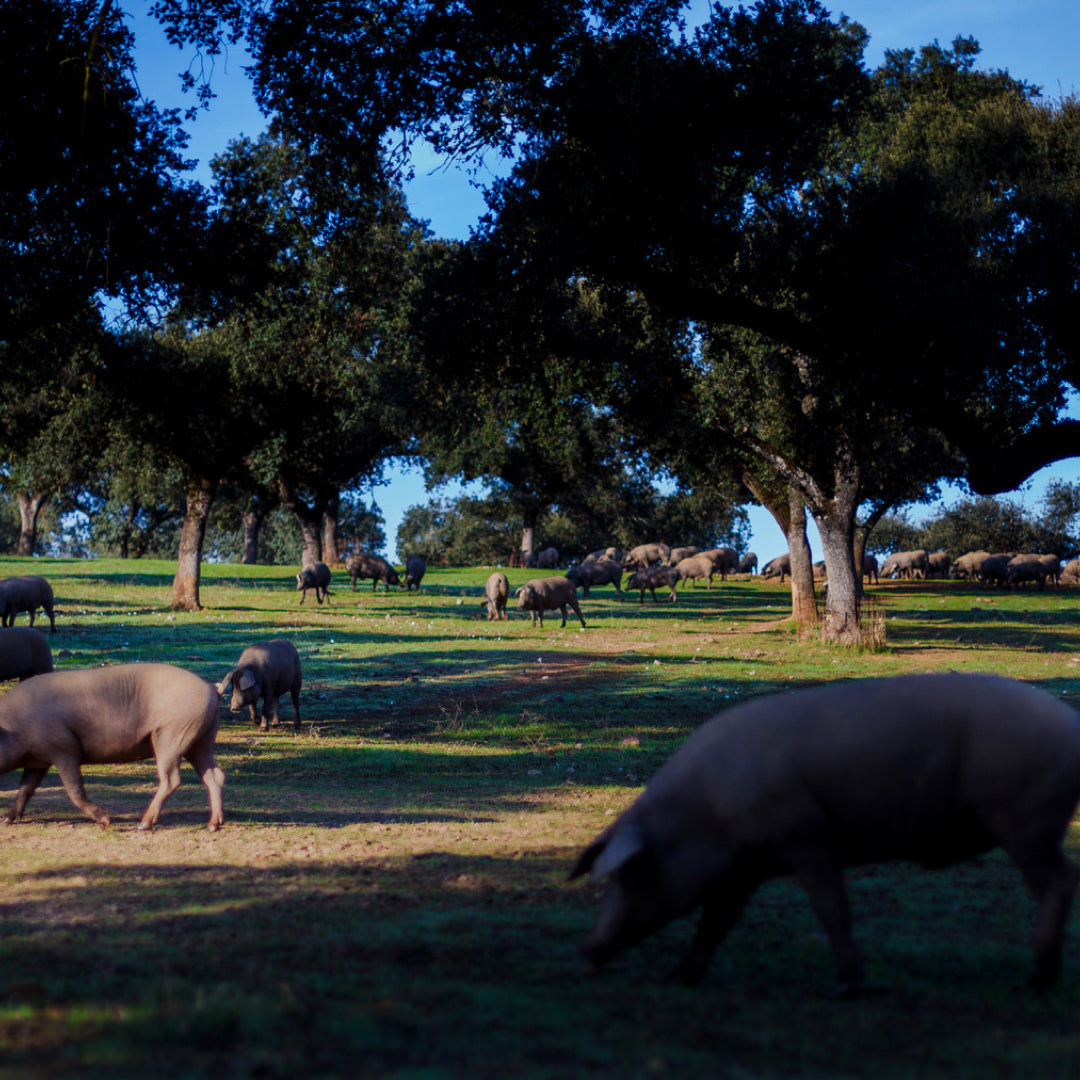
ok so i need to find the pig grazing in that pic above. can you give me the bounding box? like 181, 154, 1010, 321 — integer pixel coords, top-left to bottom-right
675, 553, 715, 589
627, 565, 681, 603
0, 575, 55, 633
403, 554, 427, 592
216, 639, 303, 731
345, 552, 401, 592
483, 571, 510, 620
625, 543, 671, 569
565, 559, 623, 598
516, 577, 586, 628
737, 552, 758, 574
571, 673, 1080, 994
0, 664, 225, 831
0, 628, 53, 682
296, 562, 332, 604
760, 553, 790, 582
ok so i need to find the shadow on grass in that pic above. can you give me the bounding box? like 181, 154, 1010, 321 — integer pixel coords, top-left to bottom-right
1, 848, 1079, 1079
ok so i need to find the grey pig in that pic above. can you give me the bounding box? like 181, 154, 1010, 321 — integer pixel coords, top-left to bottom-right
296, 562, 332, 604
0, 663, 224, 831
516, 577, 586, 628
345, 552, 401, 591
565, 559, 623, 598
216, 639, 303, 731
571, 673, 1080, 994
0, 627, 53, 682
0, 575, 55, 633
626, 565, 681, 603
483, 571, 510, 620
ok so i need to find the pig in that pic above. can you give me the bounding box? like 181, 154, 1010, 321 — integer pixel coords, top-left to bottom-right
1007, 554, 1048, 589
1039, 553, 1063, 585
403, 554, 427, 592
0, 628, 53, 682
737, 552, 758, 574
625, 543, 671, 569
879, 550, 929, 579
345, 552, 400, 592
926, 551, 951, 579
626, 565, 681, 603
515, 577, 586, 628
950, 550, 991, 580
860, 553, 879, 584
482, 571, 510, 620
534, 547, 559, 570
1062, 559, 1080, 585
296, 562, 332, 604
565, 559, 623, 598
760, 553, 791, 582
571, 673, 1080, 994
669, 546, 701, 566
0, 663, 225, 831
674, 553, 715, 589
0, 575, 55, 633
979, 553, 1014, 586
699, 547, 739, 580
216, 639, 303, 731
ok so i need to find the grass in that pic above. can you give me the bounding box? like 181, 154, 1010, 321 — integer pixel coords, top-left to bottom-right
2, 556, 1080, 1078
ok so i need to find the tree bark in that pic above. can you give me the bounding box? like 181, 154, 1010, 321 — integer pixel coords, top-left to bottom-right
744, 473, 816, 623
786, 488, 817, 627
16, 491, 50, 557
277, 480, 326, 567
241, 494, 274, 565
322, 491, 342, 566
171, 476, 216, 611
520, 516, 537, 561
813, 452, 862, 645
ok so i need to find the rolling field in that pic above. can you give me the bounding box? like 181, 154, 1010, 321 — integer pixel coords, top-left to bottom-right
2, 556, 1080, 1079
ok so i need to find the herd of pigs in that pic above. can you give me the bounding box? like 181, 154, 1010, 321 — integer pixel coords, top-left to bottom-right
1, 551, 1080, 996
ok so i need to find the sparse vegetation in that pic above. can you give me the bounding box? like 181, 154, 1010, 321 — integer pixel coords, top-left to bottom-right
2, 557, 1080, 1078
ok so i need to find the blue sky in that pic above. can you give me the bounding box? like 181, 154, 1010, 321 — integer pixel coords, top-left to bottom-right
127, 1, 1080, 561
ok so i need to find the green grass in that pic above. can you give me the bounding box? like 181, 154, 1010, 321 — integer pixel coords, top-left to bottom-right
1, 556, 1080, 1078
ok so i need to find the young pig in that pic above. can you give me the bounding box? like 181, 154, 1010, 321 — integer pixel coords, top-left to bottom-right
216, 639, 303, 731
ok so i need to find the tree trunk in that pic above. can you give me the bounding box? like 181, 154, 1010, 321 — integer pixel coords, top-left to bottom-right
322, 491, 342, 566
813, 458, 862, 645
298, 516, 322, 567
277, 480, 326, 567
241, 495, 274, 565
745, 473, 816, 624
786, 487, 817, 627
171, 476, 216, 611
16, 491, 50, 557
520, 517, 537, 561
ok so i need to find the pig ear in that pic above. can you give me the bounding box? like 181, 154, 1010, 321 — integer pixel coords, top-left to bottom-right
569, 823, 647, 882
215, 670, 235, 696
238, 669, 257, 691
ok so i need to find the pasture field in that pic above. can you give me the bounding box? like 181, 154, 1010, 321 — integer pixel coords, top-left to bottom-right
2, 556, 1080, 1079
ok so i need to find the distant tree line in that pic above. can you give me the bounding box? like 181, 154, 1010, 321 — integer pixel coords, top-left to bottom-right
395, 488, 750, 566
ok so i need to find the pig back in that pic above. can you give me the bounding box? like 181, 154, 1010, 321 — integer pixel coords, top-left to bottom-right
0, 664, 218, 765
628, 674, 1080, 868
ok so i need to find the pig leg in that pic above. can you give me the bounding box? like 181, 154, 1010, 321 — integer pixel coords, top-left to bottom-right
1004, 837, 1080, 990
138, 751, 183, 830
290, 686, 301, 731
5, 767, 48, 823
248, 703, 262, 729
674, 874, 759, 986
568, 598, 587, 629
53, 757, 111, 826
185, 734, 225, 832
788, 847, 864, 994
268, 692, 281, 728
